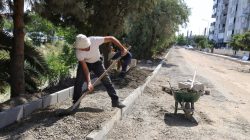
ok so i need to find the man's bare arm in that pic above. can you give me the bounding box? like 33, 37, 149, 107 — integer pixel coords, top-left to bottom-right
104, 36, 128, 56
80, 60, 93, 91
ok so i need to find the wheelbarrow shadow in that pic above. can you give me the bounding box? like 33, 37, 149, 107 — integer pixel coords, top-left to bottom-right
164, 113, 198, 127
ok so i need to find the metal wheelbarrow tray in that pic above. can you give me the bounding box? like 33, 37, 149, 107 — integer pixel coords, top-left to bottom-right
173, 88, 202, 118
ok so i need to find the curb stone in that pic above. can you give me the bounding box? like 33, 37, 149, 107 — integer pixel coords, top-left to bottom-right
57, 88, 70, 103
23, 99, 42, 117
42, 92, 58, 108
0, 105, 23, 129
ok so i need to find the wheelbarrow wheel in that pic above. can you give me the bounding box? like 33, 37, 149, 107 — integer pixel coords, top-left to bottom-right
174, 101, 178, 114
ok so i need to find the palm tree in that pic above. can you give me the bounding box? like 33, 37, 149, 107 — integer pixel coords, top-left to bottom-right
0, 30, 49, 94
1, 0, 46, 97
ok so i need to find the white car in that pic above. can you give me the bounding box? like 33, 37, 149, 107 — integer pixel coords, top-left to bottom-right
185, 45, 194, 50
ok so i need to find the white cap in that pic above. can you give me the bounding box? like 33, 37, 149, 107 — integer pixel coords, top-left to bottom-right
74, 34, 91, 49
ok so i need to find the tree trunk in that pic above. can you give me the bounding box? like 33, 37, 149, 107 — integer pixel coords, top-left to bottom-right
10, 0, 25, 97
211, 47, 214, 53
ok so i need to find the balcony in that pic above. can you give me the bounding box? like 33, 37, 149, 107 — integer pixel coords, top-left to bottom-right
223, 0, 229, 4
212, 13, 216, 18
222, 5, 228, 14
209, 30, 215, 35
242, 4, 250, 15
210, 22, 216, 26
241, 22, 249, 29
213, 3, 218, 9
221, 16, 227, 23
219, 28, 225, 33
228, 23, 235, 30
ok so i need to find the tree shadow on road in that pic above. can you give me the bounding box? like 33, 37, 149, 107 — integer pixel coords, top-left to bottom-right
164, 113, 198, 127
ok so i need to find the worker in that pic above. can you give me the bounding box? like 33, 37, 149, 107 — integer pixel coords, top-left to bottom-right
108, 43, 132, 79
72, 34, 127, 111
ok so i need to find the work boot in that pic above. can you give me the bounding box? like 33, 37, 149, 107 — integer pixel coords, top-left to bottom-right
112, 101, 126, 108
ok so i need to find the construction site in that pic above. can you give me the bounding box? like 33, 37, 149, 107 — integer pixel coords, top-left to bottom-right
0, 47, 249, 139
2, 0, 250, 139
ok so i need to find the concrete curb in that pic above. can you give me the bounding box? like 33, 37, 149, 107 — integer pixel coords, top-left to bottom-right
0, 87, 73, 129
0, 105, 23, 129
196, 50, 250, 65
85, 49, 171, 140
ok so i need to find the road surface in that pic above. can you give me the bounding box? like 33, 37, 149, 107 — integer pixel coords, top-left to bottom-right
107, 47, 250, 140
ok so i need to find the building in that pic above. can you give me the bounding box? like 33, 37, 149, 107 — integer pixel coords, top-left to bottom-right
209, 0, 250, 47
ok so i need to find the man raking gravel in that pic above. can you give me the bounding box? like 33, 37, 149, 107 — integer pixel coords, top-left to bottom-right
72, 34, 132, 111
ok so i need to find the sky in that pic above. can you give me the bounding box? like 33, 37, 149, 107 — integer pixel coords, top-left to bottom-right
179, 0, 214, 36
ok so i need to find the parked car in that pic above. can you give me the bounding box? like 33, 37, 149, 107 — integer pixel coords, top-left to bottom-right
185, 45, 194, 50
26, 32, 48, 45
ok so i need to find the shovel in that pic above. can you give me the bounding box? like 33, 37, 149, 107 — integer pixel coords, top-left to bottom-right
57, 46, 131, 116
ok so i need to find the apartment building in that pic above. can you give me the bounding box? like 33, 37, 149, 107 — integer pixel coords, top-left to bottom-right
209, 0, 250, 47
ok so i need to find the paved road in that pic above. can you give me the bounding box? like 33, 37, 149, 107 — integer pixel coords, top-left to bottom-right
107, 47, 250, 140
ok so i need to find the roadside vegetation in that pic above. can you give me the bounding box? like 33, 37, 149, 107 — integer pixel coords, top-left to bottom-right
229, 31, 250, 59
0, 0, 189, 101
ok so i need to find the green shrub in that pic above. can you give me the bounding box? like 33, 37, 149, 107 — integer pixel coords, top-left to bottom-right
44, 42, 77, 87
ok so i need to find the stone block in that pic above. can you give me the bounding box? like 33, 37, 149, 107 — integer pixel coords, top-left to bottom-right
122, 87, 141, 115
178, 81, 204, 92
0, 105, 23, 129
57, 88, 70, 103
130, 59, 137, 68
178, 81, 191, 89
69, 86, 74, 98
42, 93, 58, 108
23, 99, 42, 117
86, 110, 121, 140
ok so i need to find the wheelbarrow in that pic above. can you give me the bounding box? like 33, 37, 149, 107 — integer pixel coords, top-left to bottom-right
167, 70, 202, 118
172, 87, 201, 118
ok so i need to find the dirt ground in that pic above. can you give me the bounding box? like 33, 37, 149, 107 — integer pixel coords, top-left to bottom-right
107, 47, 250, 140
0, 66, 154, 139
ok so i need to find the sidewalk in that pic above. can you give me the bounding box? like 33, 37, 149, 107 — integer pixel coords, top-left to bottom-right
196, 50, 250, 65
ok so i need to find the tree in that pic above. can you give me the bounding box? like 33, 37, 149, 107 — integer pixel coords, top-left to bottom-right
229, 34, 244, 55
33, 0, 169, 64
9, 0, 25, 97
126, 0, 189, 59
176, 34, 188, 46
241, 31, 250, 60
0, 28, 49, 94
0, 0, 45, 97
208, 40, 215, 53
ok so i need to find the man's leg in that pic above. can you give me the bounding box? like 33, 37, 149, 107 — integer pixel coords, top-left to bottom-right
72, 62, 86, 107
112, 51, 132, 78
92, 61, 125, 108
120, 52, 132, 77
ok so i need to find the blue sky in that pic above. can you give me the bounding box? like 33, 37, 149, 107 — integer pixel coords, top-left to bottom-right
180, 0, 214, 36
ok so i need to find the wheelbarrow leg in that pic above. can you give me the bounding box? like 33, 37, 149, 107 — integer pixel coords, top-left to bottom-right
174, 101, 178, 114
191, 102, 194, 110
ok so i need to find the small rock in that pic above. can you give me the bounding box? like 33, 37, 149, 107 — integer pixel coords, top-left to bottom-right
204, 90, 210, 95
146, 60, 153, 64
